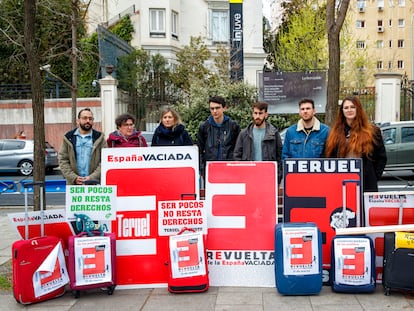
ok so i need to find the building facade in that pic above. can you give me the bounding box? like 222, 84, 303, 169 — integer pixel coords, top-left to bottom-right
87, 0, 266, 87
342, 0, 413, 87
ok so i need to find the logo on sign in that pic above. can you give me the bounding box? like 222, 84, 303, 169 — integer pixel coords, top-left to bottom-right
107, 153, 192, 163
290, 235, 313, 268
341, 247, 365, 278
82, 245, 106, 278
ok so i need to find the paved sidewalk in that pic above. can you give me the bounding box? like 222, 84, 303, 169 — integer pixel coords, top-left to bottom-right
2, 208, 414, 310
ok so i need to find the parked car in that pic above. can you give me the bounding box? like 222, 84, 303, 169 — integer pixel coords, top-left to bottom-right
0, 139, 59, 176
140, 131, 154, 146
380, 121, 414, 171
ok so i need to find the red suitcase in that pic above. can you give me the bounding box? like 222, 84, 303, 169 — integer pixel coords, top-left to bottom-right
68, 230, 116, 298
12, 182, 68, 304
167, 227, 209, 293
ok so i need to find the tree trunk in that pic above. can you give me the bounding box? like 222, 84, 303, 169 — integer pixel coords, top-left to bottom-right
24, 0, 46, 211
71, 0, 78, 128
325, 0, 350, 126
326, 30, 340, 126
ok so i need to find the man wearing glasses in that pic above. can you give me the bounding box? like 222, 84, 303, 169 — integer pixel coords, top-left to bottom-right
197, 96, 240, 180
59, 108, 107, 185
106, 113, 148, 148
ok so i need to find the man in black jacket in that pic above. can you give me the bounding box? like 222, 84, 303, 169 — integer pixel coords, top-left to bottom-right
197, 96, 240, 179
234, 101, 283, 184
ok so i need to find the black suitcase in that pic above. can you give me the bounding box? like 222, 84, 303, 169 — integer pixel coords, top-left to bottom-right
383, 231, 414, 295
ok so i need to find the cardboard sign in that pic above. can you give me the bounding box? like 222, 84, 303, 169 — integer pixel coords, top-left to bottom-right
101, 146, 199, 287
281, 226, 320, 275
364, 191, 414, 282
8, 209, 75, 250
284, 158, 362, 277
205, 161, 278, 287
158, 200, 207, 236
169, 231, 206, 278
333, 237, 372, 286
33, 242, 68, 298
65, 185, 117, 221
73, 236, 113, 286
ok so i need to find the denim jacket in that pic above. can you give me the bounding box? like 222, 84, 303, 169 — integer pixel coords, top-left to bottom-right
282, 117, 329, 159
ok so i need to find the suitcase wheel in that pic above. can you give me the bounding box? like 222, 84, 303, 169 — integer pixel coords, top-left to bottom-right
107, 285, 115, 295
72, 290, 81, 299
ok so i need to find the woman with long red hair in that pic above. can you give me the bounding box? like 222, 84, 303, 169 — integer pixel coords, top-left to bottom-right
325, 96, 387, 192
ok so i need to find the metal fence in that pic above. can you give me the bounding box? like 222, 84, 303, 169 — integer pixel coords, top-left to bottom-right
0, 83, 100, 100
340, 87, 376, 121
116, 87, 180, 132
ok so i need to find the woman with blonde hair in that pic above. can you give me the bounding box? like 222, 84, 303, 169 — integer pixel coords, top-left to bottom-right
325, 96, 387, 192
151, 107, 193, 146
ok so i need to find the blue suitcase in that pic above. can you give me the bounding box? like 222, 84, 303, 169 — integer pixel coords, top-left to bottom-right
330, 235, 376, 293
275, 223, 322, 295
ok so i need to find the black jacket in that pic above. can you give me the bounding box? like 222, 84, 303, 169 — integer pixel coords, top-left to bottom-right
362, 126, 387, 192
197, 115, 240, 175
151, 123, 193, 146
330, 126, 387, 192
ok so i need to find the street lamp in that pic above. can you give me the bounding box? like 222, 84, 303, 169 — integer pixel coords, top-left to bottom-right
40, 64, 77, 128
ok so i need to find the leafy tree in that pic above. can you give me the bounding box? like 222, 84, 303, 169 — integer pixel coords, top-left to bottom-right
171, 37, 289, 140
175, 80, 289, 141
264, 1, 327, 71
77, 32, 100, 97
339, 21, 375, 88
0, 0, 82, 85
117, 48, 172, 129
110, 15, 134, 43
171, 36, 212, 94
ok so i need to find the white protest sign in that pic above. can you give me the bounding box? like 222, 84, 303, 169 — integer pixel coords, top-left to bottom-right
66, 185, 117, 221
158, 200, 207, 236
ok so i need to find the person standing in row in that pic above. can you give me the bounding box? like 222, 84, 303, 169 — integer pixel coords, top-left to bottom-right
197, 96, 240, 178
282, 98, 330, 159
107, 113, 148, 148
151, 107, 193, 146
325, 96, 387, 192
234, 101, 283, 184
59, 108, 107, 185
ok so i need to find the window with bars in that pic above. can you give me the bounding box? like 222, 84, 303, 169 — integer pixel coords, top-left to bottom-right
377, 61, 383, 69
356, 41, 366, 49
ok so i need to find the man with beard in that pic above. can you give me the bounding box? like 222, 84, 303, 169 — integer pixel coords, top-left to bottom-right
234, 101, 283, 184
282, 98, 329, 159
59, 108, 107, 185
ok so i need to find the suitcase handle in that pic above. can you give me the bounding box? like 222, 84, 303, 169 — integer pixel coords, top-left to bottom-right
342, 179, 361, 227
76, 230, 107, 237
177, 227, 196, 235
181, 193, 197, 200
24, 181, 45, 239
